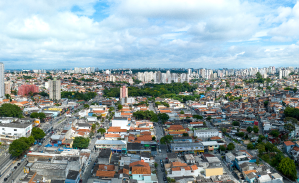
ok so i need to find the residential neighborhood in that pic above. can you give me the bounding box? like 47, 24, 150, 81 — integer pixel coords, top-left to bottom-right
0, 66, 299, 183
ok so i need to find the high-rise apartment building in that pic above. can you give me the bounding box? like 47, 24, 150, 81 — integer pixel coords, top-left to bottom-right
156, 71, 162, 83
0, 62, 4, 98
120, 86, 128, 99
49, 78, 61, 100
18, 84, 39, 96
4, 81, 11, 95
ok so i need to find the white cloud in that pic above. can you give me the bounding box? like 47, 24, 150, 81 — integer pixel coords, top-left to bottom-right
0, 0, 298, 69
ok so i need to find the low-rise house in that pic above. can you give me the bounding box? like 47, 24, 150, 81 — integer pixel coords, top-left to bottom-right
95, 140, 127, 153
194, 129, 222, 139
0, 122, 32, 142
170, 142, 204, 154
283, 141, 295, 153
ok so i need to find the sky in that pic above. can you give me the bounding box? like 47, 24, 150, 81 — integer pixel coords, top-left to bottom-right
1, 0, 299, 69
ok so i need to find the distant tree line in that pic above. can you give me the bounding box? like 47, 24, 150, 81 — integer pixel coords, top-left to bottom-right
104, 82, 198, 98
61, 91, 97, 101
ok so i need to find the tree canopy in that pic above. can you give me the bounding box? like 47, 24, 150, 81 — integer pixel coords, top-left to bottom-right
158, 113, 169, 123
73, 137, 90, 149
277, 157, 297, 180
253, 125, 259, 133
31, 127, 46, 140
9, 136, 35, 157
269, 130, 279, 138
232, 121, 240, 126
30, 112, 46, 121
104, 82, 198, 98
160, 135, 173, 144
97, 128, 106, 135
247, 126, 253, 133
0, 103, 23, 118
61, 91, 96, 101
227, 143, 235, 150
284, 106, 299, 120
133, 110, 158, 122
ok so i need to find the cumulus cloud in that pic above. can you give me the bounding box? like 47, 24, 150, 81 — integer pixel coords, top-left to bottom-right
0, 0, 298, 69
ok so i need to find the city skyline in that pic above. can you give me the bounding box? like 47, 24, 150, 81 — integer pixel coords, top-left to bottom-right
0, 0, 299, 69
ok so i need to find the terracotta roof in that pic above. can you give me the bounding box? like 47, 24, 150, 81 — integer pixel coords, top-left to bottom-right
210, 136, 221, 140
284, 141, 295, 146
140, 131, 151, 135
168, 125, 184, 131
172, 167, 181, 171
243, 170, 257, 175
96, 171, 115, 178
191, 165, 198, 170
172, 162, 187, 167
105, 134, 121, 138
159, 110, 172, 113
169, 131, 186, 134
93, 110, 106, 114
136, 135, 152, 141
98, 164, 115, 171
107, 127, 127, 133
131, 166, 151, 175
293, 146, 299, 151
119, 168, 129, 174
130, 160, 151, 175
190, 122, 203, 124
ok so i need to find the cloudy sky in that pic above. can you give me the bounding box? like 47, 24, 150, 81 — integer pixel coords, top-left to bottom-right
1, 0, 299, 69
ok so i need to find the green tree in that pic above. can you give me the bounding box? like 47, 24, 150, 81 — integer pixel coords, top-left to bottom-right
192, 115, 203, 119
277, 157, 297, 180
158, 113, 169, 123
253, 125, 259, 133
284, 123, 295, 132
97, 128, 106, 135
152, 136, 156, 141
0, 103, 23, 118
221, 128, 227, 134
180, 110, 184, 114
30, 112, 46, 121
183, 133, 188, 137
109, 107, 115, 113
84, 104, 90, 109
9, 139, 29, 157
160, 135, 173, 144
227, 143, 235, 150
285, 117, 298, 124
236, 132, 245, 137
232, 121, 240, 126
247, 143, 255, 150
5, 94, 11, 100
257, 143, 266, 154
219, 145, 226, 151
206, 116, 212, 121
31, 127, 46, 140
73, 137, 90, 149
91, 124, 96, 131
247, 126, 253, 133
118, 104, 123, 110
270, 130, 279, 138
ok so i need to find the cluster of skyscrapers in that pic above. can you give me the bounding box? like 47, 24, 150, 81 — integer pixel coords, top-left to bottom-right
74, 67, 95, 74
136, 66, 296, 83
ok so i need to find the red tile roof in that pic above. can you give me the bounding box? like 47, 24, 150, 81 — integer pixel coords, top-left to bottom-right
284, 141, 295, 146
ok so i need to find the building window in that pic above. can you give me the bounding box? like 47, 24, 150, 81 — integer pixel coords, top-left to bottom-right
2, 128, 4, 130
2, 132, 4, 135
14, 129, 17, 131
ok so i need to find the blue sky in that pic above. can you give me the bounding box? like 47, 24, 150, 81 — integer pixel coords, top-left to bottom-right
0, 0, 299, 69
